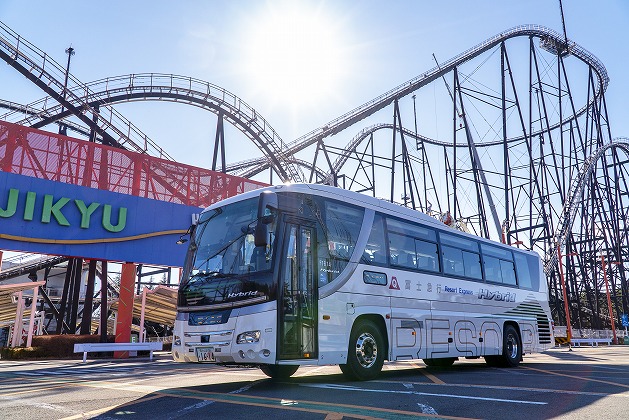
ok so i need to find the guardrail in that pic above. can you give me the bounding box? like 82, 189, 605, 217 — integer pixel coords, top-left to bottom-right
74, 341, 163, 363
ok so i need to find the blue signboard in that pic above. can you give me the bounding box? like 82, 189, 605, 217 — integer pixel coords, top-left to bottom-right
0, 171, 200, 266
622, 314, 629, 328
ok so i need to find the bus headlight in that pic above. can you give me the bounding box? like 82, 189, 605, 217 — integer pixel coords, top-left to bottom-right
237, 330, 261, 344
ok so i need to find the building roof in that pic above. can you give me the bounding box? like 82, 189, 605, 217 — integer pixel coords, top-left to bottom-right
110, 285, 177, 326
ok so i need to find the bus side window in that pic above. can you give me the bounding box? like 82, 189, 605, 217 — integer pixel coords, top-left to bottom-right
501, 260, 517, 285
514, 253, 534, 289
416, 239, 439, 272
389, 232, 416, 269
361, 213, 387, 265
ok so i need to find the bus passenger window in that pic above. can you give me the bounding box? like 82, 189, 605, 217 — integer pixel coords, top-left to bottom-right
484, 256, 502, 283
463, 251, 482, 279
389, 232, 416, 269
361, 214, 387, 265
416, 239, 439, 272
442, 246, 464, 276
501, 260, 517, 285
514, 253, 533, 289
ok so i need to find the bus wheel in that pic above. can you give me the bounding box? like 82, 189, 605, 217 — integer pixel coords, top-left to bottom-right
259, 364, 299, 379
500, 324, 522, 367
422, 357, 456, 367
340, 319, 385, 381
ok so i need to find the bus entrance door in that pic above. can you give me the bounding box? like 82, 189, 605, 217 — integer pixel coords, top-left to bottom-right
278, 223, 318, 360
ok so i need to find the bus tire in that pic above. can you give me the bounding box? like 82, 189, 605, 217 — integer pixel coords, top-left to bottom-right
340, 319, 385, 381
499, 324, 522, 367
423, 357, 456, 367
259, 364, 299, 379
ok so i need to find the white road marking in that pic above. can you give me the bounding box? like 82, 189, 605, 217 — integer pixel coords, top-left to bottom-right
176, 399, 215, 414
417, 403, 438, 414
299, 383, 547, 405
229, 382, 257, 394
403, 383, 414, 389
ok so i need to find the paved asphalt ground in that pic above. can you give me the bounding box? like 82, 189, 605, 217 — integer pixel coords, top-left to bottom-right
1, 346, 629, 419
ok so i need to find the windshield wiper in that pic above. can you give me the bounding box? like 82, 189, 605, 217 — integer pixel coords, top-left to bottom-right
193, 219, 257, 272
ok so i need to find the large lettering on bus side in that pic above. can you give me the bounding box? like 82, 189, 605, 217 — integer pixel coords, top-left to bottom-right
392, 319, 423, 360
427, 318, 451, 358
455, 320, 478, 356
480, 321, 501, 355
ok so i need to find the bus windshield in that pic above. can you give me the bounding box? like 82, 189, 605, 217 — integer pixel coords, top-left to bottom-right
181, 197, 275, 290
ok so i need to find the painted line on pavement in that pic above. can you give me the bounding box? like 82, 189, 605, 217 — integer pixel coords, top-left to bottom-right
299, 383, 546, 405
522, 366, 629, 389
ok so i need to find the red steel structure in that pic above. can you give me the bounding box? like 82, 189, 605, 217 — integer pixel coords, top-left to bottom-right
0, 119, 267, 207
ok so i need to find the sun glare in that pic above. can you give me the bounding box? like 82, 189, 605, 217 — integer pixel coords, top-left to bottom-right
244, 4, 347, 109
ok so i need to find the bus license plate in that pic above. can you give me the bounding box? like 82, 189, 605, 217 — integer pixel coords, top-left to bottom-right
195, 347, 215, 362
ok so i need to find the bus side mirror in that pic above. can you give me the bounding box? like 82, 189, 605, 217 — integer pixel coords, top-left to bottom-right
254, 222, 268, 247
255, 191, 278, 247
257, 191, 278, 223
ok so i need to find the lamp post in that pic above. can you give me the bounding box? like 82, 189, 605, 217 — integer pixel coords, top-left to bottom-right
59, 46, 75, 135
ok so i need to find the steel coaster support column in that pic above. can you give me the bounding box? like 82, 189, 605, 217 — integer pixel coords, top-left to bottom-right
346, 137, 376, 194
557, 246, 573, 340
452, 71, 458, 220
390, 100, 398, 203
89, 104, 100, 143
68, 258, 84, 333
82, 104, 100, 188
454, 69, 492, 238
132, 155, 143, 197
56, 258, 74, 334
99, 261, 109, 343
558, 52, 565, 199
310, 139, 336, 185
394, 100, 417, 209
370, 133, 376, 197
504, 42, 550, 249
501, 43, 510, 240
601, 255, 618, 343
609, 147, 629, 316
114, 262, 136, 358
212, 111, 226, 172
532, 41, 565, 205
80, 260, 97, 335
412, 94, 427, 212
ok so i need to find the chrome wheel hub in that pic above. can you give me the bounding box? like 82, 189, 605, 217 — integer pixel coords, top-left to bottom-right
355, 332, 377, 368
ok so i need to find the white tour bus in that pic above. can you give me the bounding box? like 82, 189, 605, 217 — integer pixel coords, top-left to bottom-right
173, 184, 553, 380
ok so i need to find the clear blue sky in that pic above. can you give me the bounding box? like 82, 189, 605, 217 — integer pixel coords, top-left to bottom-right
1, 0, 627, 172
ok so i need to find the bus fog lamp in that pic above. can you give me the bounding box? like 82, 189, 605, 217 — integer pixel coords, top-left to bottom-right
237, 330, 261, 344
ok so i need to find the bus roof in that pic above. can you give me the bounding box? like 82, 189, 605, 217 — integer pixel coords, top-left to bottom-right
202, 183, 541, 258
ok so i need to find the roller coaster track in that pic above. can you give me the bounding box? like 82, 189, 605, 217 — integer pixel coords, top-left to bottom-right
0, 73, 299, 182
0, 21, 299, 181
233, 24, 608, 179
0, 21, 176, 160
544, 137, 629, 275
321, 123, 506, 185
